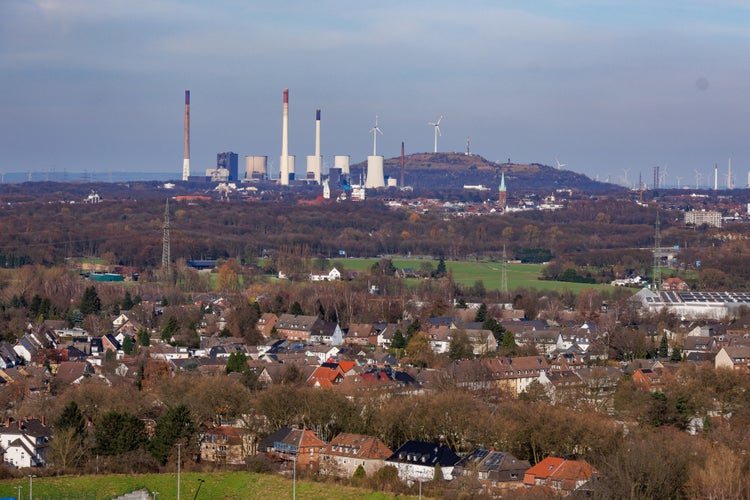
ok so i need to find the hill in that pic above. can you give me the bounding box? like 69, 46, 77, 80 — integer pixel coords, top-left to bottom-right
351, 152, 625, 194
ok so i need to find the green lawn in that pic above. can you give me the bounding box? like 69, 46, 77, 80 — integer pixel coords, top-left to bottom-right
0, 471, 412, 500
332, 258, 614, 294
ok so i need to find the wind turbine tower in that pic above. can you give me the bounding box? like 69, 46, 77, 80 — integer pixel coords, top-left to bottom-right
714, 163, 718, 191
365, 116, 385, 188
428, 115, 443, 153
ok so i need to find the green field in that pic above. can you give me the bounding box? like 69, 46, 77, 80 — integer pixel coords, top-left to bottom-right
0, 471, 411, 500
331, 258, 614, 294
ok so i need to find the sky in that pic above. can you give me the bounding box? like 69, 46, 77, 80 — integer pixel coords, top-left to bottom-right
1, 0, 750, 187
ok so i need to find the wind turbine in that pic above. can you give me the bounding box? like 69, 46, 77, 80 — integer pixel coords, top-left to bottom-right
555, 157, 567, 170
622, 168, 630, 188
428, 115, 443, 153
370, 115, 383, 156
694, 169, 702, 189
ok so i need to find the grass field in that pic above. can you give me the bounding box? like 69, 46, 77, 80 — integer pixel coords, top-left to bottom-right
331, 258, 614, 294
0, 471, 412, 500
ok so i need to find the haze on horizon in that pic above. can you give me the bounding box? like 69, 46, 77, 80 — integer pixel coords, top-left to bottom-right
1, 1, 749, 188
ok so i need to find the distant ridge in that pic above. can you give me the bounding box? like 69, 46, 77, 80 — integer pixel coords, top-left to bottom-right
351, 152, 624, 193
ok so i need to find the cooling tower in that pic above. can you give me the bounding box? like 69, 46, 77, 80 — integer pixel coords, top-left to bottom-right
245, 155, 268, 180
365, 155, 385, 188
334, 155, 350, 175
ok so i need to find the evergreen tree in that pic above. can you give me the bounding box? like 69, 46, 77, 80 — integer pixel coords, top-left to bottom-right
79, 286, 102, 315
502, 330, 517, 353
55, 401, 86, 438
226, 352, 248, 374
149, 404, 196, 465
482, 317, 506, 343
658, 333, 669, 359
448, 331, 474, 360
121, 291, 134, 311
161, 316, 179, 341
435, 257, 447, 277
289, 301, 304, 315
138, 328, 151, 347
353, 464, 366, 479
121, 335, 134, 355
670, 345, 682, 363
95, 411, 147, 456
406, 319, 421, 342
391, 330, 406, 349
475, 303, 488, 323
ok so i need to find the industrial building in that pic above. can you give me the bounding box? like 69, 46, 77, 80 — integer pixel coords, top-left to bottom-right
634, 289, 750, 320
217, 152, 239, 181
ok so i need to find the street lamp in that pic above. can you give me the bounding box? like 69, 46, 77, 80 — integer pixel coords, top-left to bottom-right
177, 442, 182, 500
193, 478, 205, 500
152, 491, 159, 500
28, 475, 36, 500
16, 485, 21, 500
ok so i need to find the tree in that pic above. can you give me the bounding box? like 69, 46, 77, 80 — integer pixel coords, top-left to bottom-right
670, 345, 682, 363
161, 316, 179, 341
226, 352, 248, 374
121, 335, 134, 355
405, 332, 434, 368
50, 427, 89, 472
289, 301, 304, 315
659, 333, 669, 359
435, 257, 447, 277
121, 291, 134, 311
482, 317, 506, 343
226, 301, 261, 344
95, 411, 148, 456
55, 401, 86, 438
474, 303, 488, 323
149, 404, 196, 465
79, 286, 102, 315
502, 331, 517, 354
138, 328, 151, 347
448, 330, 474, 360
391, 330, 406, 350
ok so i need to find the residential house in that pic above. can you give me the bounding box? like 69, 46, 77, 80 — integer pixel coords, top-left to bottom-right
385, 441, 460, 482
319, 433, 392, 478
715, 346, 750, 372
464, 329, 498, 355
256, 313, 278, 338
275, 314, 323, 342
309, 321, 344, 346
101, 333, 121, 352
538, 370, 585, 403
304, 345, 340, 364
200, 425, 255, 465
515, 330, 559, 356
683, 336, 717, 362
346, 324, 378, 346
0, 417, 52, 468
54, 361, 94, 385
445, 356, 550, 396
453, 448, 529, 492
662, 277, 690, 291
307, 363, 345, 388
309, 268, 342, 281
0, 342, 22, 369
632, 367, 667, 392
522, 457, 598, 496
268, 427, 326, 470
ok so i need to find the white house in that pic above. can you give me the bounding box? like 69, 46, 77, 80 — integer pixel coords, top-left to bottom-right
309, 268, 342, 282
385, 441, 460, 483
0, 418, 52, 468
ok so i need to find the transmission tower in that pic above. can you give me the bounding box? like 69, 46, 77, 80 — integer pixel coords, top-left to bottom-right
501, 244, 508, 294
652, 209, 661, 290
162, 198, 171, 274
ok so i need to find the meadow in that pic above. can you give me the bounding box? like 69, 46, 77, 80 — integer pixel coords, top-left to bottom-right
0, 471, 411, 500
331, 258, 615, 294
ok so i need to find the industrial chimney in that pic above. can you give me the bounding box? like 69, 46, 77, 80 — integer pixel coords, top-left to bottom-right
306, 109, 323, 183
182, 90, 190, 181
279, 88, 290, 185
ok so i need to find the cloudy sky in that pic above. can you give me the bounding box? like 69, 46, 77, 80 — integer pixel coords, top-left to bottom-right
2, 0, 749, 187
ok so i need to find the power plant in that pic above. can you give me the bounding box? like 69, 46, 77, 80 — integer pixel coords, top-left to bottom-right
177, 87, 409, 195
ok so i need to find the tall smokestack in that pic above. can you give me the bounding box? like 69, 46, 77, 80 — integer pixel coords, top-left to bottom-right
315, 109, 321, 157
280, 88, 290, 185
182, 90, 190, 181
401, 142, 405, 188
714, 163, 718, 191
